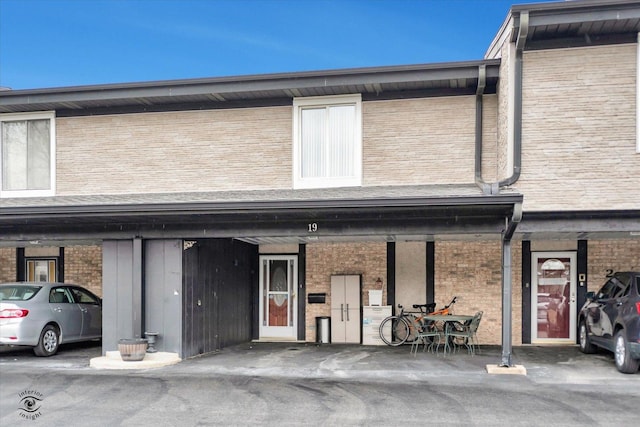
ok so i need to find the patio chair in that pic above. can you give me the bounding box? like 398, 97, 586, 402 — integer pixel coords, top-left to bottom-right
445, 311, 483, 355
410, 322, 443, 356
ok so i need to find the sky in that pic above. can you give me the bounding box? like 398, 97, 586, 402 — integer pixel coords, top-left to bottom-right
0, 0, 556, 90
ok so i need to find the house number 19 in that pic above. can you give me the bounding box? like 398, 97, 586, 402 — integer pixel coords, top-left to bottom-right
308, 223, 318, 232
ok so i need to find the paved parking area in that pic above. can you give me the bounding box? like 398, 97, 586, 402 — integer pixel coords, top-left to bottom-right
1, 342, 637, 426
1, 340, 637, 383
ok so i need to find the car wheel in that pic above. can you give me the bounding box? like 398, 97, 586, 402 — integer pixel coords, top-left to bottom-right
33, 325, 60, 357
614, 330, 640, 374
578, 320, 596, 354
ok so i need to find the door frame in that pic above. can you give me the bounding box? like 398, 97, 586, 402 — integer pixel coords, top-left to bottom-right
531, 251, 577, 343
258, 255, 298, 339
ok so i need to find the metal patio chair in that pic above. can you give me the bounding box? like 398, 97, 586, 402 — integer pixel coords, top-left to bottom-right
445, 311, 483, 355
410, 322, 443, 356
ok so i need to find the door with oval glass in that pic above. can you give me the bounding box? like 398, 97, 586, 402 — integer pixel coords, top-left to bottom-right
531, 252, 577, 343
259, 255, 298, 339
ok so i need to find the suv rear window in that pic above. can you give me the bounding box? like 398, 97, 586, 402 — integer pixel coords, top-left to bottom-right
0, 285, 42, 301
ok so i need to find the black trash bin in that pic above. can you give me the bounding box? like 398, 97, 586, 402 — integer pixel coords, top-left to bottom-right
316, 316, 331, 344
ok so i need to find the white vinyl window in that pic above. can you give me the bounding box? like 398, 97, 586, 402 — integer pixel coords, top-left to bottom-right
293, 95, 362, 189
0, 111, 56, 198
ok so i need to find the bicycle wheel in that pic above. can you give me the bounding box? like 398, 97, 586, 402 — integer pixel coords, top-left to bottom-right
379, 316, 410, 346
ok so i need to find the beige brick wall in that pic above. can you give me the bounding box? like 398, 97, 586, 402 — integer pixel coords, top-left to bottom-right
587, 239, 640, 293
481, 95, 499, 182
363, 97, 478, 185
519, 44, 638, 211
301, 239, 638, 346
497, 41, 513, 182
435, 241, 522, 345
304, 242, 386, 342
0, 246, 102, 297
56, 107, 293, 195
56, 95, 492, 194
303, 240, 523, 346
64, 245, 103, 297
0, 248, 16, 282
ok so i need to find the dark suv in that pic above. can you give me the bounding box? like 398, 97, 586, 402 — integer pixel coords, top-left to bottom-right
578, 272, 640, 373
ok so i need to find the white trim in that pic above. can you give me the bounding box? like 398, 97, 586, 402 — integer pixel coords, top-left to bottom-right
637, 33, 640, 153
259, 255, 298, 339
0, 111, 56, 198
292, 94, 362, 189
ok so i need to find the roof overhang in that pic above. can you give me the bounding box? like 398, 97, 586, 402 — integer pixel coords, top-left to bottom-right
487, 0, 640, 58
0, 60, 500, 115
517, 210, 640, 241
0, 185, 523, 247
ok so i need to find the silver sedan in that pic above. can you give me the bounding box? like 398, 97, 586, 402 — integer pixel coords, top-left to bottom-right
0, 283, 101, 356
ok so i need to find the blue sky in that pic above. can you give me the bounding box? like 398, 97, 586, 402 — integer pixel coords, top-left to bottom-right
0, 0, 554, 90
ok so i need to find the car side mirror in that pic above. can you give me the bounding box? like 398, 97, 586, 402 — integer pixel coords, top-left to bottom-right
586, 291, 595, 300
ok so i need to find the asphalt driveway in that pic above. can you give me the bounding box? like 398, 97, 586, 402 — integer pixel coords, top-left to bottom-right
1, 340, 638, 381
1, 342, 637, 426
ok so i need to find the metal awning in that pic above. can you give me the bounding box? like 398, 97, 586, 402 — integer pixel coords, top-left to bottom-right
0, 184, 523, 246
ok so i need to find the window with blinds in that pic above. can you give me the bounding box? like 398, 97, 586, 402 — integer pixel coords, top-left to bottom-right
1, 111, 56, 198
293, 95, 362, 189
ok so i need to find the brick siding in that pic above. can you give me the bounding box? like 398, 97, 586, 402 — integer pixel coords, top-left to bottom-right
64, 245, 103, 297
587, 239, 640, 292
435, 241, 522, 346
56, 107, 293, 195
520, 44, 637, 211
0, 248, 16, 282
305, 242, 387, 342
363, 97, 478, 185
54, 95, 503, 195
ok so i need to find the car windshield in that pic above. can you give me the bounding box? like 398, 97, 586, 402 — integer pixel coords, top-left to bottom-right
0, 285, 42, 301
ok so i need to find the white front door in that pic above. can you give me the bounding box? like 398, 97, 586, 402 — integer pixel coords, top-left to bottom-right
259, 255, 298, 339
531, 252, 577, 343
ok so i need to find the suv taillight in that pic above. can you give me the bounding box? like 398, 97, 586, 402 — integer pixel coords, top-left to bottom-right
636, 302, 640, 315
0, 309, 29, 318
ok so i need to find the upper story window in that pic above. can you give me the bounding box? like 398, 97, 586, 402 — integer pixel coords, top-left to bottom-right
0, 111, 55, 198
293, 95, 362, 189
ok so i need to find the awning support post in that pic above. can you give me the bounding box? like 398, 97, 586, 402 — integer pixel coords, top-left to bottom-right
500, 235, 513, 367
500, 203, 522, 367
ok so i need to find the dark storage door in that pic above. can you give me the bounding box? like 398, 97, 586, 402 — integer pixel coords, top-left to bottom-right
182, 239, 257, 359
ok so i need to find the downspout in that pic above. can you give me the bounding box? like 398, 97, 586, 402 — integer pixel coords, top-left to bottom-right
497, 11, 528, 368
499, 11, 528, 188
475, 11, 528, 194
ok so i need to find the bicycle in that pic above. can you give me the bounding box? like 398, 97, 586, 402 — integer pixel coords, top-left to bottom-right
378, 296, 458, 346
